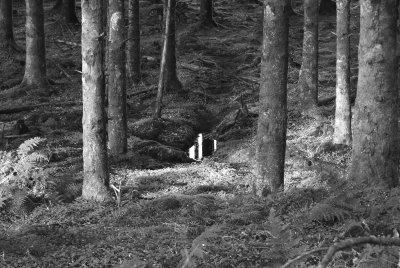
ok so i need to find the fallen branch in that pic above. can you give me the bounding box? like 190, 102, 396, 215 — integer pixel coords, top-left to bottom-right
54, 39, 81, 47
127, 86, 157, 99
318, 236, 400, 268
281, 247, 328, 268
0, 101, 79, 115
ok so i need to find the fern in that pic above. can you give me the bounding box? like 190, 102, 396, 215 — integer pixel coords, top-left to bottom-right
17, 137, 46, 157
309, 203, 351, 223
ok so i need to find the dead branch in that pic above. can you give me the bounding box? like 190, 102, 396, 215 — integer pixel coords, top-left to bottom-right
127, 86, 157, 99
318, 236, 400, 268
49, 59, 72, 80
54, 39, 81, 47
0, 101, 79, 115
281, 248, 328, 268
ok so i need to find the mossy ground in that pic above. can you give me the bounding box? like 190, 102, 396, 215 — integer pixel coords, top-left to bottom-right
1, 1, 399, 267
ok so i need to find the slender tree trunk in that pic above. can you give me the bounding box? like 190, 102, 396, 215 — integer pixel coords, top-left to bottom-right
52, 0, 62, 12
127, 0, 141, 85
154, 0, 171, 119
199, 0, 216, 27
333, 0, 351, 145
108, 0, 127, 156
61, 0, 79, 24
298, 0, 319, 112
0, 0, 20, 51
163, 0, 183, 92
254, 0, 289, 196
22, 0, 48, 89
350, 0, 399, 188
81, 0, 110, 201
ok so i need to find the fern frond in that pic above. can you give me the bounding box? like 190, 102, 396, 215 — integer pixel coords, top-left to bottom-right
309, 203, 351, 223
17, 137, 46, 157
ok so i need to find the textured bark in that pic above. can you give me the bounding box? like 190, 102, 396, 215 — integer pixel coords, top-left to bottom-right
162, 0, 182, 92
127, 0, 141, 85
199, 0, 216, 27
61, 0, 79, 24
0, 0, 20, 51
350, 0, 399, 188
298, 0, 319, 111
154, 0, 171, 119
81, 0, 110, 201
254, 0, 289, 196
108, 0, 127, 156
333, 0, 351, 145
21, 0, 48, 89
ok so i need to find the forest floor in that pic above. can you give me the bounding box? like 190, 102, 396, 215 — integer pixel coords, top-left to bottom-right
1, 0, 400, 267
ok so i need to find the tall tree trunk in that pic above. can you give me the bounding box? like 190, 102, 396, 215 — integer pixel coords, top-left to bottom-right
154, 0, 171, 119
0, 0, 20, 51
333, 0, 351, 145
254, 0, 289, 196
199, 0, 216, 27
22, 0, 48, 89
127, 0, 141, 85
81, 0, 110, 201
61, 0, 79, 24
350, 0, 399, 188
108, 0, 127, 156
298, 0, 319, 112
163, 0, 182, 92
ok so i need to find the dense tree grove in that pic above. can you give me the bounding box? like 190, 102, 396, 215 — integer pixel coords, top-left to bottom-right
0, 0, 399, 266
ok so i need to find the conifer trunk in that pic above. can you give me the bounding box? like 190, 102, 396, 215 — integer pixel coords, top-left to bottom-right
154, 0, 171, 119
350, 0, 399, 187
298, 0, 319, 112
22, 0, 48, 89
81, 0, 110, 201
255, 0, 289, 196
0, 0, 20, 51
199, 0, 216, 27
333, 0, 351, 145
162, 0, 182, 92
61, 0, 79, 24
108, 0, 127, 156
127, 0, 141, 85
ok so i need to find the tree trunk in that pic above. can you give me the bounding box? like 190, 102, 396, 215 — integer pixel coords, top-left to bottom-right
333, 0, 351, 145
81, 0, 110, 201
127, 0, 141, 85
350, 0, 399, 188
0, 0, 20, 51
52, 0, 62, 12
61, 0, 79, 24
22, 0, 48, 89
254, 0, 289, 196
108, 0, 127, 156
154, 0, 171, 119
163, 0, 182, 92
298, 0, 319, 112
199, 0, 216, 27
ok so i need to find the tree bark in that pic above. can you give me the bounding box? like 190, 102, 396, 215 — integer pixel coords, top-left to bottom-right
350, 0, 399, 188
81, 0, 110, 201
254, 0, 289, 196
298, 0, 319, 112
0, 0, 20, 51
162, 0, 183, 92
154, 0, 171, 119
108, 0, 127, 156
61, 0, 79, 24
127, 0, 141, 85
21, 0, 48, 89
199, 0, 216, 27
333, 0, 351, 145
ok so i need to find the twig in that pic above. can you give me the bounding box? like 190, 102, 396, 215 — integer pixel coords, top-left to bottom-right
54, 39, 81, 47
281, 248, 328, 268
318, 236, 400, 268
50, 59, 72, 80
